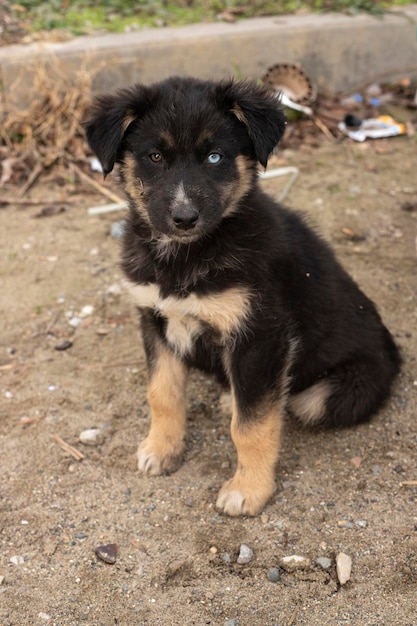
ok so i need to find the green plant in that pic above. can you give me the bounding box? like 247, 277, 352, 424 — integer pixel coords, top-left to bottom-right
12, 0, 412, 35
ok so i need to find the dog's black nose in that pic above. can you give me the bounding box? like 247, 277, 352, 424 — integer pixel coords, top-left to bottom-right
171, 205, 199, 230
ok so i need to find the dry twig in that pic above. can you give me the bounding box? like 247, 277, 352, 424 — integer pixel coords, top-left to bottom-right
71, 163, 124, 204
0, 362, 17, 371
53, 434, 84, 461
0, 59, 106, 194
287, 608, 298, 626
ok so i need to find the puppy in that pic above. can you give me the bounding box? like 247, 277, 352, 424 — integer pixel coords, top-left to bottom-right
86, 76, 401, 516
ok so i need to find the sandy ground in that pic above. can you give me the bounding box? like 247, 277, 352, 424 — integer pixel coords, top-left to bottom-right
1, 136, 416, 626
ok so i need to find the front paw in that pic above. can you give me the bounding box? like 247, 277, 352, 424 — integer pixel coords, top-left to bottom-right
137, 437, 184, 476
216, 473, 275, 517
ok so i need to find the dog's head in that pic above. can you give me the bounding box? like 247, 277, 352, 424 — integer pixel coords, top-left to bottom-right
85, 77, 286, 243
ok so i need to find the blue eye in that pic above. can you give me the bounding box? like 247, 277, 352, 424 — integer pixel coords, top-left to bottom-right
207, 152, 222, 165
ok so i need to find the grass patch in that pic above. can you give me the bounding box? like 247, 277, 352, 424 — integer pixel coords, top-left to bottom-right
13, 0, 413, 35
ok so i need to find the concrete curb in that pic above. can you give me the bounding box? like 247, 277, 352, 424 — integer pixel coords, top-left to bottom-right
1, 5, 417, 111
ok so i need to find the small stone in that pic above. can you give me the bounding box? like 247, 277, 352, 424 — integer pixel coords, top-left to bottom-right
225, 620, 238, 626
267, 567, 281, 582
10, 555, 24, 565
237, 544, 253, 565
336, 552, 352, 585
79, 428, 104, 446
261, 513, 270, 524
316, 557, 332, 570
80, 305, 94, 318
55, 340, 73, 351
221, 552, 231, 563
355, 519, 367, 528
337, 519, 353, 529
280, 555, 311, 571
95, 543, 118, 564
38, 613, 52, 621
106, 283, 123, 297
68, 316, 82, 328
96, 327, 111, 336
42, 536, 58, 556
401, 201, 417, 213
209, 546, 218, 554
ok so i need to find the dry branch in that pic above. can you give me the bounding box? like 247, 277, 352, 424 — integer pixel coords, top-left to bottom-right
0, 59, 108, 195
53, 434, 84, 461
71, 163, 124, 204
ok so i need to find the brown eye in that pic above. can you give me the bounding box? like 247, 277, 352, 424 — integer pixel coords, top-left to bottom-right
149, 152, 162, 163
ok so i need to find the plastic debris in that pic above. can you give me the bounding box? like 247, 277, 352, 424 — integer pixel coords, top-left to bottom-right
339, 115, 406, 142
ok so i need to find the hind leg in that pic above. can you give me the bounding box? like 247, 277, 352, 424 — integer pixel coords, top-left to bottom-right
288, 356, 399, 428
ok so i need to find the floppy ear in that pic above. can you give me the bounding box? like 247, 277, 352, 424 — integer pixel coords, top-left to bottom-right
215, 80, 286, 168
85, 84, 154, 176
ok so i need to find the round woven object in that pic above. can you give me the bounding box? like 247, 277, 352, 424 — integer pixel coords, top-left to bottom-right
262, 64, 317, 105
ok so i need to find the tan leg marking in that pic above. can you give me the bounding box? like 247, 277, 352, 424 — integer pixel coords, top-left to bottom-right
138, 344, 188, 476
216, 397, 282, 516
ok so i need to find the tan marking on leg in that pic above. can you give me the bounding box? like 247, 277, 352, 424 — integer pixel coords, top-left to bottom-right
138, 343, 188, 475
216, 395, 282, 516
288, 380, 331, 425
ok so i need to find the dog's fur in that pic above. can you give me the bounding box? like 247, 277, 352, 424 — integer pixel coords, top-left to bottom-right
85, 76, 401, 516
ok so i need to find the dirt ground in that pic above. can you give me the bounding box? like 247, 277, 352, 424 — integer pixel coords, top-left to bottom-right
1, 135, 417, 626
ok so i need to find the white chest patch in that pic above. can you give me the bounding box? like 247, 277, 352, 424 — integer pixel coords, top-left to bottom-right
127, 281, 252, 357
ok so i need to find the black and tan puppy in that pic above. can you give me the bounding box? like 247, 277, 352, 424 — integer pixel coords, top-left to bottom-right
86, 77, 400, 516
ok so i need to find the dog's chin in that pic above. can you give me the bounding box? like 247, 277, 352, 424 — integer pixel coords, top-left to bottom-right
156, 228, 205, 245
171, 231, 203, 244
152, 230, 204, 258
